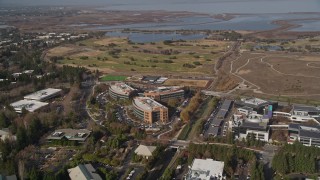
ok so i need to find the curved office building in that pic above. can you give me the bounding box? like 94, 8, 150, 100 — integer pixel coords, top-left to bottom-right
109, 82, 136, 100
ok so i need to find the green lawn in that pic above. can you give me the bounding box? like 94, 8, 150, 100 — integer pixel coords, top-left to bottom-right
100, 75, 127, 81
177, 124, 191, 140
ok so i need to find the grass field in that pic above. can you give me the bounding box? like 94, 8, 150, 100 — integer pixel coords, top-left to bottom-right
46, 36, 229, 75
177, 124, 191, 140
100, 75, 127, 81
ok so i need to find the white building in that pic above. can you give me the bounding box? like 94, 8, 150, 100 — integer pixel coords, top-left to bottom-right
0, 129, 16, 141
68, 164, 102, 180
24, 88, 62, 101
109, 82, 136, 100
10, 99, 48, 113
134, 145, 156, 159
187, 158, 225, 180
233, 113, 270, 142
288, 105, 320, 124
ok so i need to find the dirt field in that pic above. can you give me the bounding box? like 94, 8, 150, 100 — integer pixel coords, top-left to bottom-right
46, 46, 75, 56
229, 51, 320, 99
164, 79, 209, 88
94, 37, 127, 46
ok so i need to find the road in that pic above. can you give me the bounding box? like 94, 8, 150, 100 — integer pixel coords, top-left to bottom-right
118, 144, 145, 180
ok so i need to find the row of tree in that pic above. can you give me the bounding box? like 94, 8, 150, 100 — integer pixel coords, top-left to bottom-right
272, 142, 320, 175
180, 91, 202, 122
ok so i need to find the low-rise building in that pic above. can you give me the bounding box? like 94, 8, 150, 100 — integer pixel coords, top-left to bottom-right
24, 88, 62, 101
141, 76, 161, 83
109, 82, 136, 100
10, 99, 48, 113
0, 174, 17, 180
288, 124, 320, 147
289, 105, 320, 123
132, 97, 168, 124
68, 164, 102, 180
205, 100, 233, 137
144, 86, 184, 102
187, 158, 225, 180
46, 129, 91, 142
233, 113, 270, 142
134, 145, 156, 159
0, 129, 16, 141
235, 97, 278, 115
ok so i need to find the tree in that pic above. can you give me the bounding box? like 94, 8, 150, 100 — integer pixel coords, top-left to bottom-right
16, 127, 28, 150
0, 112, 9, 128
28, 167, 42, 180
105, 170, 118, 180
180, 109, 190, 122
28, 118, 43, 144
167, 98, 179, 108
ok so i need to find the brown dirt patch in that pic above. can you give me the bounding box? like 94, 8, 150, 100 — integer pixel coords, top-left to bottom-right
238, 69, 251, 75
47, 46, 75, 56
298, 56, 320, 62
71, 50, 103, 58
94, 38, 127, 46
238, 56, 320, 95
164, 79, 208, 88
264, 56, 320, 78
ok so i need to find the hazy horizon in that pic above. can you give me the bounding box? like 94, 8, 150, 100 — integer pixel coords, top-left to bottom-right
1, 0, 320, 14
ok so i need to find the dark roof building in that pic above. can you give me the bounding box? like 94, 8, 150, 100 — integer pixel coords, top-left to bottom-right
291, 105, 320, 117
288, 124, 320, 147
141, 76, 161, 83
205, 99, 233, 138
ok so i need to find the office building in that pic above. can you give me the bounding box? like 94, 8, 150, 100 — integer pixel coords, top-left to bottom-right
288, 124, 320, 147
187, 158, 225, 180
46, 129, 91, 142
24, 88, 62, 101
144, 86, 184, 102
10, 99, 48, 113
109, 82, 136, 100
132, 97, 168, 124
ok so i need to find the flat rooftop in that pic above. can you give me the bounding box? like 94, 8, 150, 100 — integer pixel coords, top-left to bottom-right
134, 97, 167, 111
10, 99, 48, 113
289, 124, 320, 139
145, 86, 184, 94
205, 126, 220, 137
24, 88, 62, 101
292, 105, 320, 113
241, 121, 268, 131
241, 97, 268, 106
189, 159, 224, 179
220, 99, 233, 111
141, 76, 160, 82
47, 129, 91, 141
109, 82, 135, 96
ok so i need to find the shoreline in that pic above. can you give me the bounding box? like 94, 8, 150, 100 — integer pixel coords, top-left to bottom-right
1, 7, 320, 39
